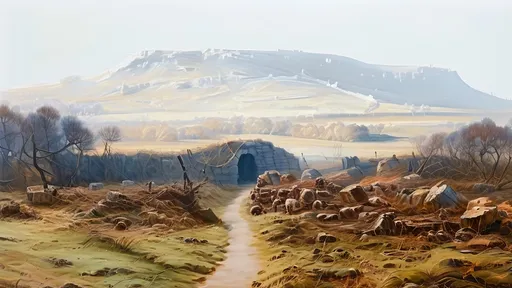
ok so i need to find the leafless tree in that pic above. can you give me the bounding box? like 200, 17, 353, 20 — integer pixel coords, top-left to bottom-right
36, 106, 61, 151
417, 119, 512, 189
98, 125, 122, 157
19, 107, 93, 189
61, 116, 95, 186
414, 132, 446, 175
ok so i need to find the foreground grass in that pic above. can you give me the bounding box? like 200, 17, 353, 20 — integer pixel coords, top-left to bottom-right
0, 185, 239, 288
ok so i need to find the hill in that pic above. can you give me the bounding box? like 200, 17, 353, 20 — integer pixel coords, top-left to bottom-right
2, 49, 508, 122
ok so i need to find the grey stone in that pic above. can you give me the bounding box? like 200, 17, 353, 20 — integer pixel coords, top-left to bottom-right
88, 183, 104, 191
301, 169, 322, 181
121, 180, 135, 187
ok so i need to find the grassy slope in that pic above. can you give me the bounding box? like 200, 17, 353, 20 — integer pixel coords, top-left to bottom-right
0, 185, 239, 288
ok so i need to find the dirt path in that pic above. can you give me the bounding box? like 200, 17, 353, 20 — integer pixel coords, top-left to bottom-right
203, 189, 259, 288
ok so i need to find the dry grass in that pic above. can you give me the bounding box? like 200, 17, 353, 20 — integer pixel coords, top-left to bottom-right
0, 183, 238, 288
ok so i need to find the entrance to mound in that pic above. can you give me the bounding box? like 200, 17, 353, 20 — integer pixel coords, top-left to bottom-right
237, 154, 258, 185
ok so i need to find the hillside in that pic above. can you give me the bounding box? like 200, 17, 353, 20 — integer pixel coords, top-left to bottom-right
2, 49, 508, 122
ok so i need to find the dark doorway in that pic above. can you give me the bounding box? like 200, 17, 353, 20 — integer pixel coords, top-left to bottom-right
237, 154, 258, 184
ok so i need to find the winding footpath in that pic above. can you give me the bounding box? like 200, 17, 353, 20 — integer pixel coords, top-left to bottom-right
202, 189, 259, 288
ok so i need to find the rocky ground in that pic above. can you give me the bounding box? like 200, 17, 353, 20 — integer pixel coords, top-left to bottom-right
0, 183, 237, 288
244, 170, 512, 288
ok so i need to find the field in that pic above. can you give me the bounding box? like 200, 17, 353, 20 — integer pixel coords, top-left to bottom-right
106, 134, 414, 160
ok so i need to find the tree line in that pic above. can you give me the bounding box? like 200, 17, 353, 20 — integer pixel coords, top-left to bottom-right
415, 118, 512, 189
0, 104, 121, 190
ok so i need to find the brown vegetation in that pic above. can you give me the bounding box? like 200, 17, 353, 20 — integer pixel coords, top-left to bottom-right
415, 118, 512, 189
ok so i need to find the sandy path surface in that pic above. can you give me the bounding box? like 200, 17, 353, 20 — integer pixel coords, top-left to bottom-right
202, 189, 259, 288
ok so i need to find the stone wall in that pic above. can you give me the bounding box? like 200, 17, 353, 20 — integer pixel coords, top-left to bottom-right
207, 141, 300, 185
50, 140, 300, 186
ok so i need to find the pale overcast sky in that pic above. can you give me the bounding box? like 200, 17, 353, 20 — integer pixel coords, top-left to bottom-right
1, 0, 511, 98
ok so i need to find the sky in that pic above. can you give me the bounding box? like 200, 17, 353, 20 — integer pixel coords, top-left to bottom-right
1, 0, 511, 98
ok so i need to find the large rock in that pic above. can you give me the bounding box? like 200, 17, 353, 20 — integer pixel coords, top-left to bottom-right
280, 174, 296, 184
466, 197, 494, 210
396, 188, 430, 207
339, 185, 369, 204
27, 191, 55, 205
301, 169, 322, 181
376, 159, 401, 175
316, 232, 337, 243
472, 183, 495, 194
259, 170, 281, 186
364, 212, 397, 235
121, 180, 135, 187
424, 185, 468, 211
461, 206, 500, 232
88, 182, 104, 191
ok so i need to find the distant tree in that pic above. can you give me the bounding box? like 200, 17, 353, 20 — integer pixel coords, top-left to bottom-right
417, 118, 512, 189
61, 116, 95, 186
415, 132, 446, 175
36, 105, 61, 151
98, 125, 122, 157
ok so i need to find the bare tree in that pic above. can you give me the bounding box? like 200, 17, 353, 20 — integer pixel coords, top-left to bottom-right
415, 132, 446, 175
21, 107, 91, 189
417, 119, 512, 188
61, 116, 95, 186
98, 125, 122, 157
36, 106, 61, 151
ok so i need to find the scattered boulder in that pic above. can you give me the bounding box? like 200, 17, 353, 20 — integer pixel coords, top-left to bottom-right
112, 217, 133, 228
315, 190, 333, 201
285, 199, 302, 214
364, 212, 397, 235
27, 190, 56, 205
466, 197, 495, 210
106, 191, 127, 202
250, 205, 264, 216
0, 201, 21, 217
316, 232, 337, 243
455, 227, 477, 242
424, 185, 468, 211
472, 183, 495, 194
315, 177, 327, 189
299, 189, 316, 209
376, 158, 401, 175
461, 205, 500, 232
301, 169, 322, 181
367, 197, 390, 207
326, 182, 344, 194
339, 206, 363, 219
397, 188, 430, 207
339, 185, 369, 204
121, 180, 135, 187
259, 170, 281, 186
88, 182, 104, 191
280, 174, 296, 184
312, 200, 323, 211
